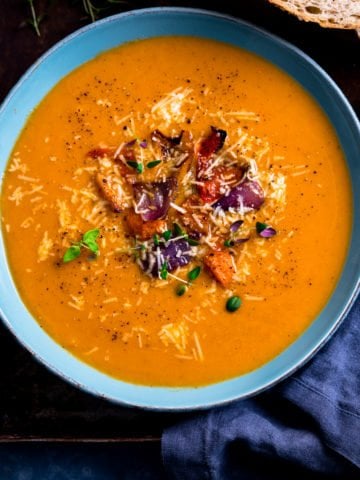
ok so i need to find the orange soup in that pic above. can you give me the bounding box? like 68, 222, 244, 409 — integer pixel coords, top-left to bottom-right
0, 36, 351, 386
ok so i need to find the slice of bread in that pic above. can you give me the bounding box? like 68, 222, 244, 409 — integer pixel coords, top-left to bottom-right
268, 0, 360, 29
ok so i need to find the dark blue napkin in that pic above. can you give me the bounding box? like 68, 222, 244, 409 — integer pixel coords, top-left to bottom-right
162, 295, 360, 479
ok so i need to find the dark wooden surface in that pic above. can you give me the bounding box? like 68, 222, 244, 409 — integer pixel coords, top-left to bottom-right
0, 0, 359, 441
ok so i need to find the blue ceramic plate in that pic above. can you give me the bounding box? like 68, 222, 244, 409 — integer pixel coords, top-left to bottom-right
0, 8, 359, 410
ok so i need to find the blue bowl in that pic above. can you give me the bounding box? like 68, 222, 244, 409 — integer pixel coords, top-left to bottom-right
0, 8, 359, 410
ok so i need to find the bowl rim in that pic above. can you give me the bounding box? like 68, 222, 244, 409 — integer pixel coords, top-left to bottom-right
0, 6, 359, 411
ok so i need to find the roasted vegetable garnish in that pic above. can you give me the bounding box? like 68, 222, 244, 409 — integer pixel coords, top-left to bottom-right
212, 179, 265, 212
138, 237, 195, 278
196, 126, 227, 179
256, 222, 277, 238
151, 129, 191, 168
133, 177, 177, 221
92, 124, 271, 290
151, 129, 183, 154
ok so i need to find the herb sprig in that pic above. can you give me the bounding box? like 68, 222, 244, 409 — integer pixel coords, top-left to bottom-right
126, 160, 143, 173
25, 0, 129, 36
81, 0, 127, 22
63, 228, 100, 263
160, 261, 168, 280
173, 223, 199, 246
26, 0, 43, 36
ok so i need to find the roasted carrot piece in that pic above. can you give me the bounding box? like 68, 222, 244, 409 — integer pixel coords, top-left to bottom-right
204, 249, 235, 287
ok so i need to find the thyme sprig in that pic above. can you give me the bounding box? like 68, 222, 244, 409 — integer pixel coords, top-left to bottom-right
26, 0, 43, 36
25, 0, 129, 36
82, 0, 127, 22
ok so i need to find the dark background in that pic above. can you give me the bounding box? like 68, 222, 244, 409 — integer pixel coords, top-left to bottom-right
0, 0, 359, 443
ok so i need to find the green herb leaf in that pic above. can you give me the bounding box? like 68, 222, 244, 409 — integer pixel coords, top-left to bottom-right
256, 222, 268, 234
126, 161, 138, 169
63, 244, 81, 263
226, 296, 242, 312
82, 228, 100, 254
153, 234, 160, 246
160, 261, 168, 280
187, 237, 199, 246
176, 284, 187, 296
162, 230, 172, 241
83, 228, 100, 244
63, 229, 101, 263
173, 223, 185, 237
146, 160, 162, 169
27, 0, 42, 36
188, 266, 201, 281
127, 161, 143, 173
85, 240, 99, 254
224, 239, 234, 248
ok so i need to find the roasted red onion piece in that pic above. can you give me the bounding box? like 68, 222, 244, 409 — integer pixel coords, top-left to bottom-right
259, 227, 277, 238
138, 238, 194, 277
133, 178, 177, 221
230, 220, 244, 233
151, 130, 183, 155
197, 126, 227, 179
212, 179, 265, 211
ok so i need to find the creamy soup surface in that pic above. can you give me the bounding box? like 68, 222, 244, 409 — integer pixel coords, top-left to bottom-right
1, 37, 351, 386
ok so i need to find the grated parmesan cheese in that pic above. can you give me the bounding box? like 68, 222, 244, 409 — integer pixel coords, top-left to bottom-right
37, 231, 53, 262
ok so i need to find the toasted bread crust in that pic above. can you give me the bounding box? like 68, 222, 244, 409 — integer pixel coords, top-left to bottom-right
204, 250, 235, 288
269, 0, 360, 29
96, 173, 125, 213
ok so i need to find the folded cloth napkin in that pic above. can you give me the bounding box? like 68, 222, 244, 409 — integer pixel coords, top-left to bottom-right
162, 295, 360, 479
